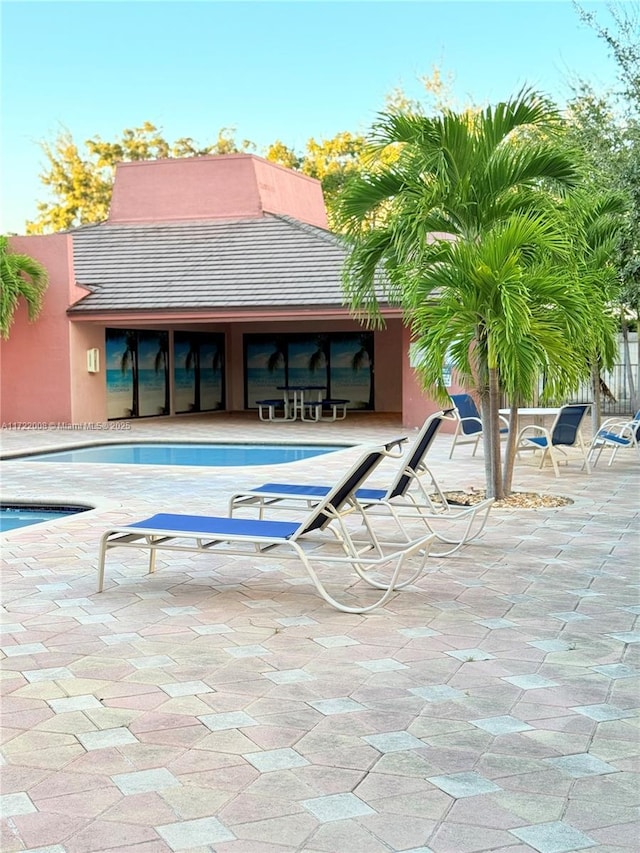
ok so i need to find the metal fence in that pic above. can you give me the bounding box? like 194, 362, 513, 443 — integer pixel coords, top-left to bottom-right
535, 334, 638, 417
578, 333, 638, 416
572, 361, 639, 416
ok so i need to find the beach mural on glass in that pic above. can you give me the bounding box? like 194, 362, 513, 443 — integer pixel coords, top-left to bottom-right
106, 329, 169, 419
106, 329, 137, 419
174, 332, 225, 413
245, 336, 287, 408
331, 333, 374, 409
138, 331, 169, 417
245, 332, 373, 409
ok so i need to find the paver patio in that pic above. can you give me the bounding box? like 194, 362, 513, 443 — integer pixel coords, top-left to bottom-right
1, 414, 638, 852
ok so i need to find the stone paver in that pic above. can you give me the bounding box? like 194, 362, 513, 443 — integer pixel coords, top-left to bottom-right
1, 414, 638, 851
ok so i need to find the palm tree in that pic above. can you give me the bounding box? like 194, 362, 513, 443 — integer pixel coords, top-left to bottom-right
267, 337, 288, 376
185, 337, 201, 411
350, 333, 375, 409
154, 332, 171, 415
308, 334, 330, 395
0, 236, 49, 339
120, 330, 139, 417
337, 88, 586, 498
559, 189, 627, 432
206, 338, 224, 409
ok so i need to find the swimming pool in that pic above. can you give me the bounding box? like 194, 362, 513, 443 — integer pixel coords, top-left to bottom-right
0, 504, 90, 532
14, 442, 348, 466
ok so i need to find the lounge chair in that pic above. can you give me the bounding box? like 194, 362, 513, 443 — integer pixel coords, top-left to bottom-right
97, 441, 435, 614
587, 409, 640, 467
229, 410, 494, 557
449, 393, 509, 458
516, 403, 592, 477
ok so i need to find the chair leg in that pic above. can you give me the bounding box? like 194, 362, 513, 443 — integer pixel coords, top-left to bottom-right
449, 427, 462, 459
587, 441, 604, 468
578, 435, 591, 474
541, 445, 560, 477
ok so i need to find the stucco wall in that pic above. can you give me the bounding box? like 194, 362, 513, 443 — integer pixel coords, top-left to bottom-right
401, 325, 463, 431
1, 234, 75, 424
252, 158, 328, 229
109, 154, 328, 228
68, 323, 109, 423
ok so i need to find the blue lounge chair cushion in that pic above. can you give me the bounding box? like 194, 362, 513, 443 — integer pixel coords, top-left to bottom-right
252, 483, 387, 501
129, 513, 300, 539
252, 483, 330, 498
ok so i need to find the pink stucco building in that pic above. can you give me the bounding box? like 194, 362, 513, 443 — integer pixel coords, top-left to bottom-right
1, 154, 449, 428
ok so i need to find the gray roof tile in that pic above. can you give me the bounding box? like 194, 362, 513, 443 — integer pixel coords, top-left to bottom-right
69, 214, 356, 313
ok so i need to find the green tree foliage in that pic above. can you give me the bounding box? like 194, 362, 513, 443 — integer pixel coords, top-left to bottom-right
335, 88, 613, 499
568, 2, 640, 407
570, 3, 640, 309
0, 235, 50, 339
26, 122, 256, 234
299, 132, 370, 228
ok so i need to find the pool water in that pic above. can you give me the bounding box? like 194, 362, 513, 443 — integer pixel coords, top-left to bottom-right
0, 505, 89, 532
16, 442, 348, 466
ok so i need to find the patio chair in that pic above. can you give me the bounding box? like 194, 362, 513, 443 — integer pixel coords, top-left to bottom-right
449, 393, 509, 458
516, 403, 592, 477
97, 440, 435, 614
587, 409, 640, 467
229, 409, 494, 557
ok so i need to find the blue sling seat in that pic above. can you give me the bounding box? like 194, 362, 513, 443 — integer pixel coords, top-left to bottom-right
588, 410, 640, 467
229, 410, 494, 557
97, 441, 435, 614
516, 403, 592, 477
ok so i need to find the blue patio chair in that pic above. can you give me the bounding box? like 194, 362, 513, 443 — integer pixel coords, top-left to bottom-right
97, 440, 435, 614
588, 410, 640, 467
229, 410, 494, 556
516, 403, 592, 477
448, 393, 509, 458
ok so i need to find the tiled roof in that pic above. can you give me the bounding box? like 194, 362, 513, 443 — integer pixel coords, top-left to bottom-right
69, 214, 355, 313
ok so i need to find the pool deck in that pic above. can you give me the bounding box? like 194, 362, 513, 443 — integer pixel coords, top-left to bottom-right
1, 413, 638, 853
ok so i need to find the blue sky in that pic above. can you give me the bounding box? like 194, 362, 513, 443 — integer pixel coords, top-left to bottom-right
1, 0, 622, 234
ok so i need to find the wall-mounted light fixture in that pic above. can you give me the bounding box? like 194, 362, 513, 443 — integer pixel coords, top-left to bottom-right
87, 348, 100, 373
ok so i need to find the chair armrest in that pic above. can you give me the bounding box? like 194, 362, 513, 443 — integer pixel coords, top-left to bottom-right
596, 416, 639, 439
596, 416, 629, 434
517, 424, 550, 443
498, 415, 510, 430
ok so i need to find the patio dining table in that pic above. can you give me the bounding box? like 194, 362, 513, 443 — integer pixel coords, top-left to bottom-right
499, 406, 562, 427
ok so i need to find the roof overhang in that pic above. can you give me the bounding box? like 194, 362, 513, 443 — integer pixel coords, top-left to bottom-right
67, 305, 404, 325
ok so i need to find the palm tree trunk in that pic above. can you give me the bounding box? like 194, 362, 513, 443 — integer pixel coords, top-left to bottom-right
194, 351, 202, 412
621, 317, 638, 412
488, 366, 504, 500
502, 403, 520, 496
131, 354, 139, 418
163, 353, 171, 415
591, 361, 602, 436
478, 391, 491, 493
